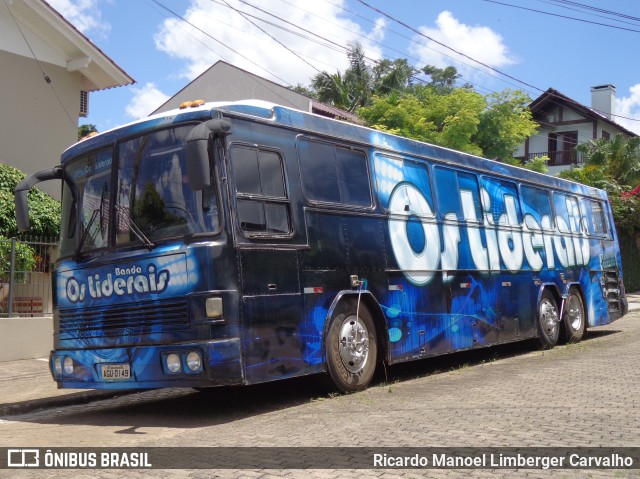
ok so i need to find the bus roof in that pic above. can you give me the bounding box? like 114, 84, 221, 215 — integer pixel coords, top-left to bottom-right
64, 99, 606, 200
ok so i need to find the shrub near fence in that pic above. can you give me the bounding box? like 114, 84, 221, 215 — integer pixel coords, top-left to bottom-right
0, 236, 58, 317
618, 230, 640, 294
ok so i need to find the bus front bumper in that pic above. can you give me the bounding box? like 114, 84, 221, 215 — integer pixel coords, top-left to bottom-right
49, 338, 244, 389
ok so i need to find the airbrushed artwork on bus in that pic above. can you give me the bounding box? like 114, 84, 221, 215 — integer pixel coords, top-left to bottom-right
15, 100, 625, 392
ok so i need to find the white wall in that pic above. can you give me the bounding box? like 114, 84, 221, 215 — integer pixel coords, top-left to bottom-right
0, 50, 80, 199
0, 317, 52, 361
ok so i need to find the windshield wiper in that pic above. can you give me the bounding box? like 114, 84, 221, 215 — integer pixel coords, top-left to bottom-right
74, 208, 99, 260
117, 205, 155, 249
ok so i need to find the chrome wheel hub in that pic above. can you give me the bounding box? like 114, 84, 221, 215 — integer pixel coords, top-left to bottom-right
338, 315, 370, 374
540, 298, 559, 338
566, 296, 583, 331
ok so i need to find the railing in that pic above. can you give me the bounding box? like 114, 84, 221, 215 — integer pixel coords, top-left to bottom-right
521, 150, 585, 167
0, 236, 58, 317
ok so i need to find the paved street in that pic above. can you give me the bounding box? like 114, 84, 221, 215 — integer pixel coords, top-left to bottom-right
1, 309, 639, 479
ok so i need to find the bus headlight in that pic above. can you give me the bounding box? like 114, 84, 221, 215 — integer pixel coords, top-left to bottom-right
63, 357, 74, 375
53, 357, 63, 375
166, 353, 181, 373
186, 351, 202, 372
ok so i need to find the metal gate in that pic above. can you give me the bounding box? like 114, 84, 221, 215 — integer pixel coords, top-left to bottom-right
0, 236, 58, 317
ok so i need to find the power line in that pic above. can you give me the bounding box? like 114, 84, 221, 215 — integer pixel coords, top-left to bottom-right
5, 0, 77, 128
148, 0, 640, 131
149, 0, 292, 86
537, 0, 640, 28
355, 0, 545, 94
482, 0, 640, 33
548, 0, 640, 24
219, 0, 324, 76
355, 0, 640, 125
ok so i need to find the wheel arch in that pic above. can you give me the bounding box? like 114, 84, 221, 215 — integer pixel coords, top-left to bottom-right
561, 282, 588, 327
537, 282, 562, 308
324, 290, 389, 364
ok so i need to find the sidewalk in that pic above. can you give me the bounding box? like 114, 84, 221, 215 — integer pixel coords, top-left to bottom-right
1, 292, 639, 417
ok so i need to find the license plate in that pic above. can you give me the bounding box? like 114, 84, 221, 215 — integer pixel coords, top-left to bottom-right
100, 364, 131, 381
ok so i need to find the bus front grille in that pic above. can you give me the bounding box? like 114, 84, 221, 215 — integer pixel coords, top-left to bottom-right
57, 298, 190, 339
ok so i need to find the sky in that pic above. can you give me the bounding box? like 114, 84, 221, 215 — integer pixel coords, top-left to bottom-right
46, 0, 640, 136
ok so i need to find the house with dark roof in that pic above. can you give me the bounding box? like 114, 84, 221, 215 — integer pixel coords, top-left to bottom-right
152, 60, 360, 124
0, 0, 133, 198
515, 85, 637, 175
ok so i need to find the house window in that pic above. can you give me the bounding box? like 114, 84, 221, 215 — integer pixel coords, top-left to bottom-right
602, 130, 610, 140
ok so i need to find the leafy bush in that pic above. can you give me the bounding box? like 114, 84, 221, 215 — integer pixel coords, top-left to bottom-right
0, 163, 60, 238
0, 237, 36, 283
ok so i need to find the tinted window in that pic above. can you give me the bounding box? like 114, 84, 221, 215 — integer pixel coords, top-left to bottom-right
521, 185, 554, 230
231, 145, 290, 236
581, 198, 608, 236
379, 156, 434, 216
298, 138, 371, 207
481, 177, 521, 226
434, 167, 481, 221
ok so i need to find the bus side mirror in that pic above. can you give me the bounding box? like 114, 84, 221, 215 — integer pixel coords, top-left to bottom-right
14, 167, 65, 232
186, 119, 231, 191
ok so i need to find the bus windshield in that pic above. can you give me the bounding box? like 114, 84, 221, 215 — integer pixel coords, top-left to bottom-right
60, 124, 219, 256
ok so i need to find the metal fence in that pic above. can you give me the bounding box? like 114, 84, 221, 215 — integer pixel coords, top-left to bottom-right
0, 236, 58, 317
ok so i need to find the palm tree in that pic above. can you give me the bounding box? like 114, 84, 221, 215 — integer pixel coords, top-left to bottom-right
311, 71, 351, 111
576, 134, 640, 191
311, 42, 372, 113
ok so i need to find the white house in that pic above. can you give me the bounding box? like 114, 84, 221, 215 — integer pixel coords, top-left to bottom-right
515, 85, 637, 175
0, 0, 133, 198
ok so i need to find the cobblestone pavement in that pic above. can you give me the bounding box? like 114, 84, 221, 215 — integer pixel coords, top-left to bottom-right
1, 309, 639, 479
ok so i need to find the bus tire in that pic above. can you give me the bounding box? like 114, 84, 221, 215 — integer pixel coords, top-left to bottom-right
537, 289, 560, 349
562, 287, 586, 343
325, 299, 377, 393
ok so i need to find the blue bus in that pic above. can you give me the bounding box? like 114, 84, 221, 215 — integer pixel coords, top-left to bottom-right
15, 100, 628, 393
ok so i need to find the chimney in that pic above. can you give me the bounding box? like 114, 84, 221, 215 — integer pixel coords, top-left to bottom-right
591, 84, 616, 119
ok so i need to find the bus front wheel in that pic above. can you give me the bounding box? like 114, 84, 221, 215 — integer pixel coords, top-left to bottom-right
325, 299, 377, 393
537, 289, 560, 349
562, 287, 586, 343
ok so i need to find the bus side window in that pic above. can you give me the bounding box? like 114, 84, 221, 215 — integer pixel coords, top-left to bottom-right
580, 198, 609, 236
553, 192, 580, 234
378, 156, 434, 216
521, 186, 554, 231
434, 167, 481, 221
480, 177, 521, 226
298, 137, 372, 207
230, 145, 291, 236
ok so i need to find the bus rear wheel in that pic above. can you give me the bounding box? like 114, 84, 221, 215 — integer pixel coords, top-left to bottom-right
325, 299, 377, 393
537, 289, 560, 349
562, 287, 586, 343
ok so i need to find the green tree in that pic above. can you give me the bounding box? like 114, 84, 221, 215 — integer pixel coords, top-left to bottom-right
372, 58, 417, 95
357, 62, 536, 159
311, 42, 372, 113
0, 163, 61, 238
503, 155, 549, 173
0, 238, 36, 283
78, 124, 97, 141
290, 84, 317, 99
474, 90, 538, 161
559, 135, 640, 239
358, 85, 488, 156
573, 134, 640, 191
422, 65, 465, 93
